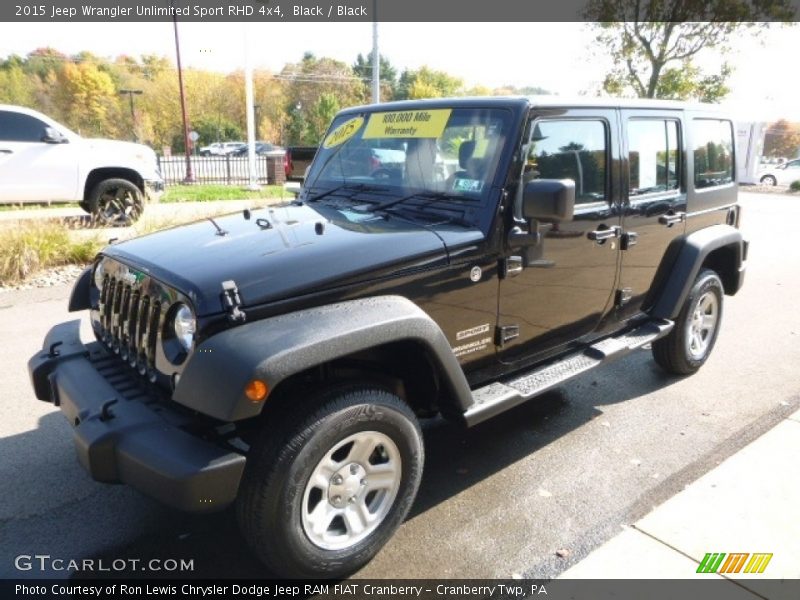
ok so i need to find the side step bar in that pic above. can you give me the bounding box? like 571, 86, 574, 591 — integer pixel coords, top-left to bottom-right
463, 319, 674, 427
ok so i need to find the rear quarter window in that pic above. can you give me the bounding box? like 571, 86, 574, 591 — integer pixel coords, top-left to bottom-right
692, 119, 734, 189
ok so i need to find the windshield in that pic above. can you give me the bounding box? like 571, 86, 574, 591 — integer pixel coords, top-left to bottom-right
304, 107, 511, 206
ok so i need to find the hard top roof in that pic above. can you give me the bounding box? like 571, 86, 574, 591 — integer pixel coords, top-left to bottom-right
338, 95, 729, 115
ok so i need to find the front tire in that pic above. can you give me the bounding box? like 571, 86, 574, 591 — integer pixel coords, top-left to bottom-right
652, 269, 724, 375
236, 387, 424, 578
760, 174, 777, 186
87, 178, 143, 227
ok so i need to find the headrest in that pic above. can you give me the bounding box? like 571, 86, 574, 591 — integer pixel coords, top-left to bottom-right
459, 141, 476, 169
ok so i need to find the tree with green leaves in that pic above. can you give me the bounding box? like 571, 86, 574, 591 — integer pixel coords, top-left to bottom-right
0, 63, 35, 106
281, 54, 365, 145
395, 66, 463, 100
353, 52, 398, 99
586, 0, 794, 101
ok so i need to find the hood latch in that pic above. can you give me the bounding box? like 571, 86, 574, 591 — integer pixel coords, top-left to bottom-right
221, 280, 246, 323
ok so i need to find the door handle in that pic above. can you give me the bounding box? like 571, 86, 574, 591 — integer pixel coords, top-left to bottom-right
587, 225, 621, 242
658, 212, 686, 227
0, 149, 13, 154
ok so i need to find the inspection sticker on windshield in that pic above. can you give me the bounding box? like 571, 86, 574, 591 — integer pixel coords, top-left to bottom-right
453, 178, 484, 193
323, 116, 364, 149
363, 109, 452, 139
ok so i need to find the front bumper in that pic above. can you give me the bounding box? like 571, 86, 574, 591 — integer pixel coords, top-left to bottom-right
28, 320, 245, 513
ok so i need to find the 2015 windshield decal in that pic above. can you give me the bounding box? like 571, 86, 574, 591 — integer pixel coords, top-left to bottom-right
323, 116, 365, 149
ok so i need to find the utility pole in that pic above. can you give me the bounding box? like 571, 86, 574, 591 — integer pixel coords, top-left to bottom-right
172, 2, 194, 183
244, 23, 259, 190
119, 89, 142, 141
371, 2, 380, 104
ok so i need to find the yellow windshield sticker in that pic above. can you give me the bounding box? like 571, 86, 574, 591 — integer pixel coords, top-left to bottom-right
323, 116, 364, 149
363, 109, 452, 139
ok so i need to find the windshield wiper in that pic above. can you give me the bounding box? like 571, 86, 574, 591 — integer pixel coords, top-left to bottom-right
379, 205, 472, 228
307, 183, 382, 203
367, 190, 466, 213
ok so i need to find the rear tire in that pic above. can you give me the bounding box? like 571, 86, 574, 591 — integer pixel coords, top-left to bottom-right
760, 174, 777, 186
236, 386, 423, 578
652, 269, 724, 375
88, 178, 143, 227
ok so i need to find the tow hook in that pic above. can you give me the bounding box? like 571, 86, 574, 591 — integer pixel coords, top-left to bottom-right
100, 399, 119, 422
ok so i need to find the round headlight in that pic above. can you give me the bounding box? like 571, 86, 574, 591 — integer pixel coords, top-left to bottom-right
93, 261, 105, 289
173, 303, 196, 352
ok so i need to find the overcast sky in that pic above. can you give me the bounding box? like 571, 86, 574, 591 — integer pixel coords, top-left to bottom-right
1, 22, 798, 120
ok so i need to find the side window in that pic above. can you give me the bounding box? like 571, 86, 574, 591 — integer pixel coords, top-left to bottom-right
627, 119, 680, 196
0, 110, 48, 143
692, 119, 734, 189
527, 119, 608, 203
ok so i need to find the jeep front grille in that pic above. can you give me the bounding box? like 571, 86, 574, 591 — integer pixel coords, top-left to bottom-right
98, 272, 163, 381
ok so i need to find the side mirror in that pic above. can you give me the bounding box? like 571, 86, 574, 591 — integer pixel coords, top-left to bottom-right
42, 127, 68, 144
522, 179, 575, 223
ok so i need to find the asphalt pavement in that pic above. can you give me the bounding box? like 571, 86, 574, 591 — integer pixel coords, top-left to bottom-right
0, 192, 797, 583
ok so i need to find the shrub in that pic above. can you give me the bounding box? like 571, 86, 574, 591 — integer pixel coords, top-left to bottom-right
790, 180, 800, 193
0, 222, 102, 284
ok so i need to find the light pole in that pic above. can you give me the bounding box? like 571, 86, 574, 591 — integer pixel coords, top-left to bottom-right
254, 103, 261, 141
119, 89, 142, 141
172, 1, 194, 183
371, 0, 379, 104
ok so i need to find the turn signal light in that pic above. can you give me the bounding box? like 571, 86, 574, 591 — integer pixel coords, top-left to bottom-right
244, 379, 269, 402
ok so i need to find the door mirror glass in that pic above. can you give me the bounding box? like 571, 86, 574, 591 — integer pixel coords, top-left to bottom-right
42, 127, 68, 144
522, 179, 575, 223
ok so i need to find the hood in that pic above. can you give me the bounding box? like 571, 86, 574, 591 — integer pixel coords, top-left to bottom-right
82, 138, 158, 165
103, 202, 463, 316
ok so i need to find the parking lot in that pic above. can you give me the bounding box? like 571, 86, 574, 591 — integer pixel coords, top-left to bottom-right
0, 192, 797, 579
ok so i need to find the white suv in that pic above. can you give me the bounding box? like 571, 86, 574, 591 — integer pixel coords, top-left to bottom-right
0, 105, 163, 225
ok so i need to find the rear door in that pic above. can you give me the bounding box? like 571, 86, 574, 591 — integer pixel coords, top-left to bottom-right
497, 108, 622, 364
617, 109, 686, 317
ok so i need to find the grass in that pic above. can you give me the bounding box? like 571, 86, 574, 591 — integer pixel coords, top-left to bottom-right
0, 222, 103, 284
161, 184, 287, 203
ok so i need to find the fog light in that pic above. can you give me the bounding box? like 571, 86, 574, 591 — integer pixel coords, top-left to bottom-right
244, 379, 269, 402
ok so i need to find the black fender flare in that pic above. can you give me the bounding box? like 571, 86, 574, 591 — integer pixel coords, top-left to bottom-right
648, 224, 746, 320
173, 296, 473, 421
68, 267, 92, 312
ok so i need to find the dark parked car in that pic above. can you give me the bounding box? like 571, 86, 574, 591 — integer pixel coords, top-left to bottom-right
30, 97, 747, 578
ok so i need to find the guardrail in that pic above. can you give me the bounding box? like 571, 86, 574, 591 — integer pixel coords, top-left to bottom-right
158, 154, 286, 186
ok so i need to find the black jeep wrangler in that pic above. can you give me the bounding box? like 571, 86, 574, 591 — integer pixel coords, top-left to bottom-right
29, 97, 747, 578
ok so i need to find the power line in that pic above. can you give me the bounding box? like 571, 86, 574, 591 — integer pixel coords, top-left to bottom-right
1, 51, 378, 85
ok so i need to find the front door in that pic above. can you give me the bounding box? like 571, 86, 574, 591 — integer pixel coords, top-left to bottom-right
498, 109, 621, 364
0, 110, 78, 202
